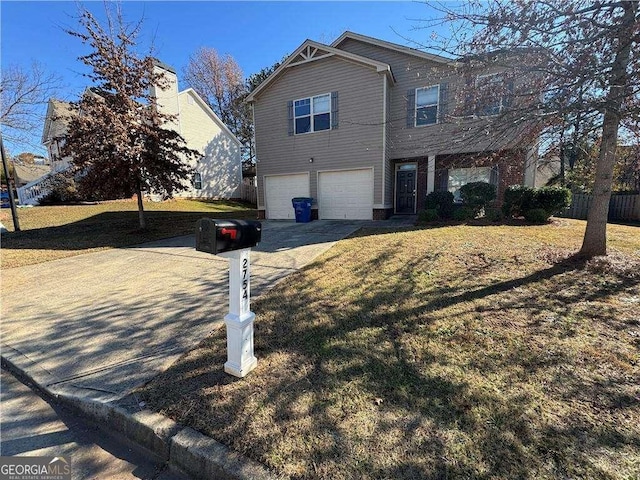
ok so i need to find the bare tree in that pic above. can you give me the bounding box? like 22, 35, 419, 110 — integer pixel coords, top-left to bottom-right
0, 61, 60, 148
416, 0, 640, 257
183, 48, 254, 161
64, 4, 199, 230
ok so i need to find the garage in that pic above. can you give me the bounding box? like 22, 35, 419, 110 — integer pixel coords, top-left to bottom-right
264, 173, 310, 219
318, 169, 373, 220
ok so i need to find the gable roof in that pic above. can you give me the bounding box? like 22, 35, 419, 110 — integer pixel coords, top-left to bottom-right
152, 58, 177, 74
41, 99, 74, 144
179, 88, 242, 147
41, 88, 241, 149
13, 163, 51, 186
246, 39, 395, 103
331, 31, 454, 65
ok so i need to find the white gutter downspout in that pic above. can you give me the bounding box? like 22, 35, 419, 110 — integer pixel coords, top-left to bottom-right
381, 74, 387, 209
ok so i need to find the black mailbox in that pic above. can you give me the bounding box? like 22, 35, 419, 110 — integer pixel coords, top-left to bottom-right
195, 218, 262, 254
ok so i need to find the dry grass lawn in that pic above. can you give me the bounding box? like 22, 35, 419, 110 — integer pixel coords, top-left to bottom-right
0, 199, 256, 268
141, 219, 640, 479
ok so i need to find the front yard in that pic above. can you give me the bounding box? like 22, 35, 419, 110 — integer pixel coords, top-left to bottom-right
140, 219, 640, 480
0, 199, 256, 268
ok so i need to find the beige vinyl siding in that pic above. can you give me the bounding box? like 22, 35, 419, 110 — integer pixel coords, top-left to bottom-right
254, 56, 384, 208
337, 38, 524, 159
384, 75, 394, 208
151, 66, 181, 131
176, 90, 242, 199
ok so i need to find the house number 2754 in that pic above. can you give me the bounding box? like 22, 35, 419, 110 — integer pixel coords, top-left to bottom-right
242, 258, 249, 300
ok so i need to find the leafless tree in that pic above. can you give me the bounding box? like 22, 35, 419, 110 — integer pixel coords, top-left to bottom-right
413, 0, 640, 257
0, 61, 60, 149
183, 47, 254, 161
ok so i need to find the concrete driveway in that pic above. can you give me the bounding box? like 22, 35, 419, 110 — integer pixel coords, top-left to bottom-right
1, 220, 362, 403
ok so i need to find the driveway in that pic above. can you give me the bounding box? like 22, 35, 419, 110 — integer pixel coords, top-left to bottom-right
1, 220, 363, 403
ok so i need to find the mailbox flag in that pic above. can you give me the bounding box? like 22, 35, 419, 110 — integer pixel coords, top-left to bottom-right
195, 218, 262, 255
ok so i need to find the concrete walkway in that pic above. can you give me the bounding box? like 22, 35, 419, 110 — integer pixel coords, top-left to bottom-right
1, 220, 368, 403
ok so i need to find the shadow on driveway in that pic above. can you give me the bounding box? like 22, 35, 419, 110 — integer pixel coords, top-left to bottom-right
0, 220, 369, 403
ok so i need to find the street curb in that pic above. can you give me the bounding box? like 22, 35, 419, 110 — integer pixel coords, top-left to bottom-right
1, 355, 282, 480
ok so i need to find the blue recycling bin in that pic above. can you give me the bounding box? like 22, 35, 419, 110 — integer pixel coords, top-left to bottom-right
292, 197, 313, 223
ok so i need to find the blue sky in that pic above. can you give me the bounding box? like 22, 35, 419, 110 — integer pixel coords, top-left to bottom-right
1, 1, 446, 154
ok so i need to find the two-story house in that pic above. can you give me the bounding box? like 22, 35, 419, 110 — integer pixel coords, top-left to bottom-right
19, 61, 242, 205
42, 99, 74, 176
247, 31, 539, 220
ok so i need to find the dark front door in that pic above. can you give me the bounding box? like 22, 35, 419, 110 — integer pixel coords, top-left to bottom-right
395, 168, 417, 214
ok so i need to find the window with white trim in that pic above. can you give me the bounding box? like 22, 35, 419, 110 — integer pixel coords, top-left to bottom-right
192, 172, 202, 190
476, 74, 506, 116
294, 93, 331, 134
415, 85, 439, 126
448, 167, 492, 203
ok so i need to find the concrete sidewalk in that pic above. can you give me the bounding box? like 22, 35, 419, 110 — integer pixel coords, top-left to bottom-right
1, 220, 363, 403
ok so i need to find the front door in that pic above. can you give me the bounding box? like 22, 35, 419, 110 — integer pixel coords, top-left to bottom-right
395, 167, 417, 214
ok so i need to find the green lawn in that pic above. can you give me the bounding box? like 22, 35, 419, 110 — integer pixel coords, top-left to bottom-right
140, 219, 640, 480
0, 199, 256, 268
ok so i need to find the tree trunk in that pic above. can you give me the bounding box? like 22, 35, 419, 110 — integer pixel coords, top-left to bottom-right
560, 145, 565, 187
0, 133, 20, 231
136, 182, 146, 230
579, 1, 636, 258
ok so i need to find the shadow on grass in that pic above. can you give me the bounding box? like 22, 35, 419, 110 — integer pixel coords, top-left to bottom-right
1, 209, 257, 252
140, 241, 640, 479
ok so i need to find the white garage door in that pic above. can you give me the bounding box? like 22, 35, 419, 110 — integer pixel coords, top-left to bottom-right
318, 169, 373, 220
264, 173, 310, 219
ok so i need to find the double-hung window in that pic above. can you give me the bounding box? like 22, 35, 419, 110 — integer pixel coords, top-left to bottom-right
192, 172, 202, 190
294, 93, 331, 134
415, 85, 439, 126
476, 74, 506, 116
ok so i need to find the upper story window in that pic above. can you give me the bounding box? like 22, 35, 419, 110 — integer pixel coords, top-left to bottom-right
476, 74, 509, 116
294, 93, 331, 134
415, 85, 439, 126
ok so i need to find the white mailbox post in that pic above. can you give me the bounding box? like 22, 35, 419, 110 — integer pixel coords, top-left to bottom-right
195, 218, 261, 378
222, 247, 257, 377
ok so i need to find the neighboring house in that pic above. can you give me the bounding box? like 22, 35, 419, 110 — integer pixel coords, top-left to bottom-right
13, 162, 51, 188
42, 99, 74, 175
18, 61, 242, 205
247, 31, 541, 220
151, 61, 242, 200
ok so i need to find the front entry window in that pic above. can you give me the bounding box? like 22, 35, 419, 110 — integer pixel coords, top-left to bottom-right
398, 163, 417, 171
447, 167, 491, 203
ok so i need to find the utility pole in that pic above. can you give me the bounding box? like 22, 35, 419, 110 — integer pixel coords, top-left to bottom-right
0, 132, 21, 232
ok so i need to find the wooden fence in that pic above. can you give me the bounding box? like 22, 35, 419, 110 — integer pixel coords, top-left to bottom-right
561, 193, 640, 221
240, 183, 257, 205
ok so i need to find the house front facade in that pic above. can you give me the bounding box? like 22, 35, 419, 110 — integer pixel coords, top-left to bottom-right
247, 32, 539, 220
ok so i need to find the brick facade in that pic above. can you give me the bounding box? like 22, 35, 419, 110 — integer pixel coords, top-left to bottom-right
435, 150, 525, 205
373, 208, 393, 220
416, 158, 429, 211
